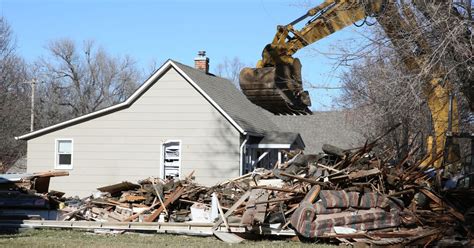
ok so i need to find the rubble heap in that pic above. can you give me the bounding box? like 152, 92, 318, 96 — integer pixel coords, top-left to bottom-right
58, 137, 472, 246
0, 171, 69, 218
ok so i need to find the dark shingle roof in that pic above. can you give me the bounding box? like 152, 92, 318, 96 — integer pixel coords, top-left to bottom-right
269, 111, 364, 153
173, 61, 280, 134
258, 131, 301, 145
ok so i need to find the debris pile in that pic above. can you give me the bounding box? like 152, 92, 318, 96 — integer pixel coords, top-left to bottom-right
0, 171, 68, 219
58, 139, 472, 246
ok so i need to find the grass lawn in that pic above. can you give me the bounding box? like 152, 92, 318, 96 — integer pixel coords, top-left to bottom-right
0, 229, 335, 248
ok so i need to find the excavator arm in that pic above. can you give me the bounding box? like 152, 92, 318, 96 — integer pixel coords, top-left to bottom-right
376, 2, 459, 168
242, 0, 461, 168
240, 0, 385, 115
260, 0, 384, 66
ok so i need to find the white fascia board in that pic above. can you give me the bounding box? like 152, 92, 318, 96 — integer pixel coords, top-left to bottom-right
248, 144, 292, 149
170, 61, 245, 134
16, 60, 175, 140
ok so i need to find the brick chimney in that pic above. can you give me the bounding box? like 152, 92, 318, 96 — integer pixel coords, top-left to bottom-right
194, 51, 209, 73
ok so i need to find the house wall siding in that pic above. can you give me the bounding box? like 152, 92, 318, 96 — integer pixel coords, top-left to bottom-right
27, 68, 241, 196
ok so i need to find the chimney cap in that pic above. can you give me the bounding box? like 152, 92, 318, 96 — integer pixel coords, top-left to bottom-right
198, 50, 206, 57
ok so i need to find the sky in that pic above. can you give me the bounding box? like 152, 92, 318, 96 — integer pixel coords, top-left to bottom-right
1, 0, 372, 111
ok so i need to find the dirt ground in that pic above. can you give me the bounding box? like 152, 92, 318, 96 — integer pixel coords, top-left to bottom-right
0, 229, 335, 248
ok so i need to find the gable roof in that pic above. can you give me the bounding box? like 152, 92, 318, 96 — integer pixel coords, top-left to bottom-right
16, 60, 280, 140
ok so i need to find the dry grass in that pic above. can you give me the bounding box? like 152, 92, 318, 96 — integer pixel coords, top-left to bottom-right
0, 229, 335, 248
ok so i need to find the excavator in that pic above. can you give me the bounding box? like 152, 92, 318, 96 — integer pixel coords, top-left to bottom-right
239, 0, 473, 169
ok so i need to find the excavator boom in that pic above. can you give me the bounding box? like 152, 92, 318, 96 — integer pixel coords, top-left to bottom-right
242, 0, 464, 168
240, 0, 385, 115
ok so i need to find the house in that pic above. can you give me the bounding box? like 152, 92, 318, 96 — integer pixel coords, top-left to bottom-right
16, 53, 305, 197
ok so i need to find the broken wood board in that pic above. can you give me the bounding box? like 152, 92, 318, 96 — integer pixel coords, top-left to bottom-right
97, 181, 140, 195
145, 186, 185, 222
213, 190, 251, 230
213, 231, 245, 243
241, 189, 269, 226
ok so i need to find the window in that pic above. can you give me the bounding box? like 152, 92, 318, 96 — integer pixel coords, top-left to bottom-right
162, 141, 181, 180
56, 139, 73, 169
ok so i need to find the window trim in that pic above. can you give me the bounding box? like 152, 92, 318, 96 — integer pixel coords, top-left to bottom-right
160, 139, 182, 180
54, 138, 73, 170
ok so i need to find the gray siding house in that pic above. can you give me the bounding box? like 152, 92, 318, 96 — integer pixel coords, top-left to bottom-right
17, 56, 304, 196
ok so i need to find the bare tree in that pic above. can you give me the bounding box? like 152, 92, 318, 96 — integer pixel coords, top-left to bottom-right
34, 39, 141, 127
337, 43, 431, 160
215, 57, 247, 89
0, 17, 30, 170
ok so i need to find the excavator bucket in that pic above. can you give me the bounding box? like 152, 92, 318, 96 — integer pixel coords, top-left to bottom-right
239, 60, 312, 115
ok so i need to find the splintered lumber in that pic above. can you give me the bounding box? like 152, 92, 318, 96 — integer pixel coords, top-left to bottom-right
123, 195, 146, 202
213, 231, 246, 244
419, 188, 464, 221
213, 190, 252, 230
144, 186, 185, 222
33, 171, 70, 178
214, 193, 230, 230
317, 163, 343, 174
279, 172, 326, 185
251, 185, 300, 193
217, 173, 252, 186
348, 168, 381, 180
254, 197, 300, 205
97, 181, 140, 195
303, 185, 321, 203
122, 199, 159, 222
151, 179, 168, 216
331, 168, 381, 181
241, 189, 269, 226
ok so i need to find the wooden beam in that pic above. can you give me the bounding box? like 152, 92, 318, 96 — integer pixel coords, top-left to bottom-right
213, 193, 230, 231
303, 185, 321, 204
144, 186, 185, 222
419, 188, 464, 221
241, 189, 269, 226
213, 190, 251, 230
279, 172, 326, 185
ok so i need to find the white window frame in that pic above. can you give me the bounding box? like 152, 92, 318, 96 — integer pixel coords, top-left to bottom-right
160, 140, 182, 180
55, 138, 73, 170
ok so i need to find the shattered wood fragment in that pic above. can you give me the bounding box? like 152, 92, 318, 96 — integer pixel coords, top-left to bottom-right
348, 168, 381, 180
97, 181, 140, 195
32, 171, 70, 178
279, 172, 326, 185
144, 186, 185, 222
303, 185, 321, 204
214, 193, 230, 230
152, 179, 168, 216
122, 199, 160, 222
213, 190, 251, 230
419, 188, 464, 221
241, 189, 269, 225
122, 195, 146, 202
251, 185, 300, 193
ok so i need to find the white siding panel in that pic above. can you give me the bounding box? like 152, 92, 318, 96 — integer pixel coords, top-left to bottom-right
27, 68, 240, 196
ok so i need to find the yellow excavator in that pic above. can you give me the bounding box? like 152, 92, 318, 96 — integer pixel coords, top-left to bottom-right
240, 0, 468, 168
